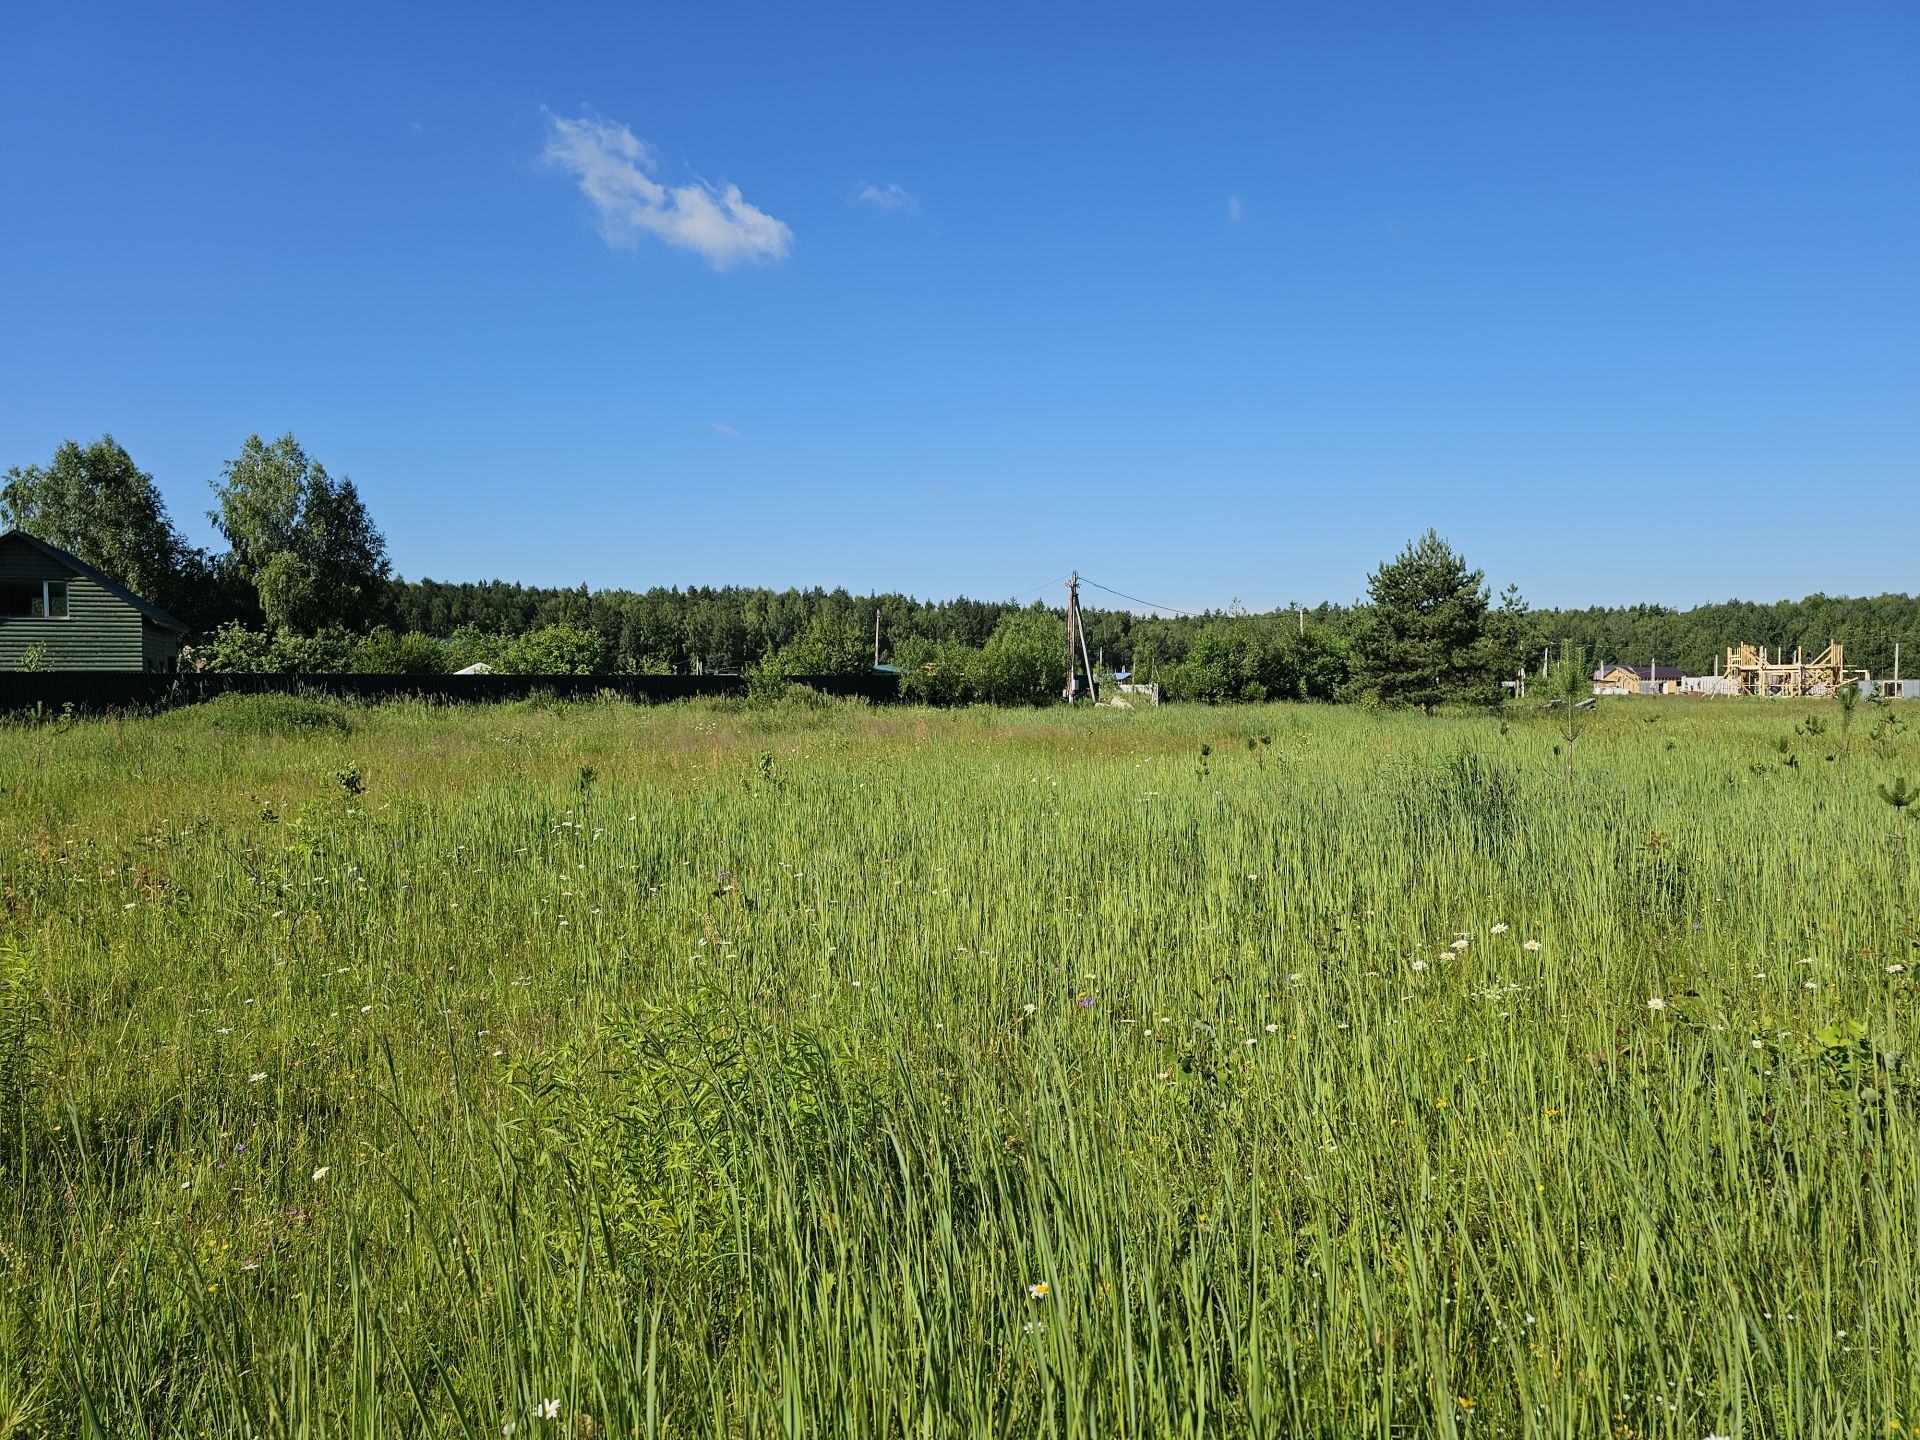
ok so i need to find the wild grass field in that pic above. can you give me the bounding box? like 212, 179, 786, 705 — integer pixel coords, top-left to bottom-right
1, 692, 1916, 1439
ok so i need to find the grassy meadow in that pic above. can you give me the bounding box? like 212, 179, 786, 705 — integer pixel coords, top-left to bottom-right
1, 692, 1917, 1438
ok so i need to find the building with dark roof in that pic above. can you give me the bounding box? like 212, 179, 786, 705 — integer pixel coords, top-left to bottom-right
0, 529, 189, 671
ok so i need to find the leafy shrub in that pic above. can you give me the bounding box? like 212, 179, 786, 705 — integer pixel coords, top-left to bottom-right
1168, 621, 1351, 703
1802, 1019, 1909, 1116
967, 610, 1065, 705
349, 627, 449, 675
775, 615, 870, 676
195, 621, 278, 672
199, 623, 356, 674
501, 624, 609, 675
744, 656, 795, 709
894, 636, 980, 705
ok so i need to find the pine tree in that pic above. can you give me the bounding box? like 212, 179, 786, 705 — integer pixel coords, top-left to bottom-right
1352, 530, 1497, 714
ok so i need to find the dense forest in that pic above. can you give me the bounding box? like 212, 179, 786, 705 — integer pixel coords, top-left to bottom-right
383, 575, 1920, 682
6, 433, 1917, 699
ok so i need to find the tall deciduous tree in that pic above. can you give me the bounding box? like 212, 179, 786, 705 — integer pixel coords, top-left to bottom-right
968, 609, 1066, 704
210, 434, 391, 633
1, 435, 210, 618
1351, 530, 1498, 714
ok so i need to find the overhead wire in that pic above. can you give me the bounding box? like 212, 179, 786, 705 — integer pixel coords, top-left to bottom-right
1075, 577, 1202, 618
1008, 574, 1074, 601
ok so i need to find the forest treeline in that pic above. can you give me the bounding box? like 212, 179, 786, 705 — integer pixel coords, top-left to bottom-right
6, 432, 1917, 701
382, 575, 1920, 682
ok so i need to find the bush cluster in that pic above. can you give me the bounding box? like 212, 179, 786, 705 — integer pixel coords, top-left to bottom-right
195, 622, 616, 676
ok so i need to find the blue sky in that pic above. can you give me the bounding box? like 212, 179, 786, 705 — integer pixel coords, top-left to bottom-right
3, 3, 1915, 611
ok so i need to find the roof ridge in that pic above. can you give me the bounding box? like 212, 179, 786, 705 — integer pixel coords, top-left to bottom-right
0, 528, 190, 633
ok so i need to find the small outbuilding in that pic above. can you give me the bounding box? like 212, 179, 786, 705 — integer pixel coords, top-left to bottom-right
0, 529, 189, 671
1679, 674, 1734, 695
1594, 664, 1683, 696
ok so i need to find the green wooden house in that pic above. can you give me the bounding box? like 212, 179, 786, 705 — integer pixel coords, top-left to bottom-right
0, 529, 189, 671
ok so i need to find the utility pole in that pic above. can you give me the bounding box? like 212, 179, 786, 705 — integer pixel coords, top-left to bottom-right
1064, 572, 1097, 703
1081, 611, 1097, 702
1065, 573, 1078, 703
873, 608, 881, 668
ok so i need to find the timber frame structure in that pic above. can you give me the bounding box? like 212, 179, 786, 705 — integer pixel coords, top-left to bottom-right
1723, 642, 1871, 698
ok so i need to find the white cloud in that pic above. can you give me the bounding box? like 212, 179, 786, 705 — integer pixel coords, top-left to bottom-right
541, 111, 792, 269
854, 181, 918, 213
708, 421, 742, 438
1227, 195, 1244, 222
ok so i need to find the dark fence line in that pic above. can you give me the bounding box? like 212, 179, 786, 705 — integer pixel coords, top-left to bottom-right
0, 670, 900, 715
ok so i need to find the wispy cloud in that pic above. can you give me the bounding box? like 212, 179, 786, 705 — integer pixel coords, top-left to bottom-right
708, 421, 742, 438
854, 181, 918, 214
540, 110, 792, 269
1227, 195, 1244, 222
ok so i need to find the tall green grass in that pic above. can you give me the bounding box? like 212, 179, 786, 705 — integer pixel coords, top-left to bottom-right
0, 695, 1915, 1437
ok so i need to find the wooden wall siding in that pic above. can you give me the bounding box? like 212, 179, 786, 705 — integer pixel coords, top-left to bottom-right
0, 547, 74, 585
0, 548, 147, 671
143, 621, 180, 671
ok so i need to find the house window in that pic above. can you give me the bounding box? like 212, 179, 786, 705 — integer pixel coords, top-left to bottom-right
0, 580, 68, 617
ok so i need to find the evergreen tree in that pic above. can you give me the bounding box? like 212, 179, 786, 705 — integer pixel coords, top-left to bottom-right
1351, 530, 1497, 714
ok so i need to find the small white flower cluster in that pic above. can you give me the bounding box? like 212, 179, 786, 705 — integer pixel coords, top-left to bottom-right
504, 1398, 564, 1432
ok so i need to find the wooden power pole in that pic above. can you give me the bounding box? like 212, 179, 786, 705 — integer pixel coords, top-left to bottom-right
1064, 572, 1098, 703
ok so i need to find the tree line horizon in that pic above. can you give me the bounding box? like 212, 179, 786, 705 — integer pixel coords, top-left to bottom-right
6, 432, 1917, 705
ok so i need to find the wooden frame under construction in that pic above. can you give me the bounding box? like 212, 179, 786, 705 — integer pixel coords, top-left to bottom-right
1722, 642, 1871, 698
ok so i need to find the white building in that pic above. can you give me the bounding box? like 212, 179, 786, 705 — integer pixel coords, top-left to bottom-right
1678, 674, 1733, 695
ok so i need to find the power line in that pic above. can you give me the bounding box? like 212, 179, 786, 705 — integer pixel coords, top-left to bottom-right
1009, 573, 1073, 602
1076, 577, 1202, 618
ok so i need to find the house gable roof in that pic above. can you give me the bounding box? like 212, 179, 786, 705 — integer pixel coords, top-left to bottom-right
1602, 663, 1682, 681
0, 529, 191, 633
